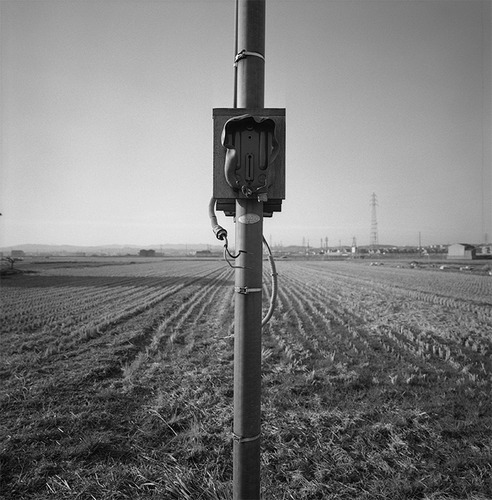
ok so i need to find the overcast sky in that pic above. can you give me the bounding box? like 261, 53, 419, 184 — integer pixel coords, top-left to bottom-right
1, 0, 491, 248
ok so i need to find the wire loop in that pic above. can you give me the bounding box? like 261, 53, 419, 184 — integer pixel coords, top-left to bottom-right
208, 198, 277, 323
223, 236, 247, 269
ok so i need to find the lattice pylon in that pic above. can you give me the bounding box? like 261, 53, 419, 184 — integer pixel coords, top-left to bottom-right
370, 193, 379, 247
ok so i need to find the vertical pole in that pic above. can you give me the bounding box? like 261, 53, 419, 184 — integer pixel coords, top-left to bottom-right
236, 0, 265, 109
233, 1, 265, 499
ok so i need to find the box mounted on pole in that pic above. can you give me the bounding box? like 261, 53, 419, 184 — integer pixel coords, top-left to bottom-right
213, 107, 285, 217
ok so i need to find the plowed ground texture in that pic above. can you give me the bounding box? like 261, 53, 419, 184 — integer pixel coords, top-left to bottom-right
1, 257, 491, 499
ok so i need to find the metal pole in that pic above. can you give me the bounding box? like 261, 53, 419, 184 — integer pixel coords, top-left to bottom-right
233, 1, 265, 498
236, 0, 265, 109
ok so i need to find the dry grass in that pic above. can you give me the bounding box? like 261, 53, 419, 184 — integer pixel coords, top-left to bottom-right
1, 258, 491, 499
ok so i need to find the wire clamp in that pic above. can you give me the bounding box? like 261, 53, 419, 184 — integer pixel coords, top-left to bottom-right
232, 431, 261, 443
235, 286, 262, 295
234, 49, 265, 67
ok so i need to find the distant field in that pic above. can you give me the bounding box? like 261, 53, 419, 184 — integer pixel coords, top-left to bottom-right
1, 258, 491, 499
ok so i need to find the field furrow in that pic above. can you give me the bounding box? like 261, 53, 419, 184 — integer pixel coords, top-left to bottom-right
1, 257, 491, 500
279, 262, 492, 382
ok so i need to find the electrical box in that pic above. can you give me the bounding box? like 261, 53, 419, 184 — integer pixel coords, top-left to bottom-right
213, 108, 285, 216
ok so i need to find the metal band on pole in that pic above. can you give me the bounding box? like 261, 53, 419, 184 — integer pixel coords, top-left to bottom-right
234, 49, 265, 67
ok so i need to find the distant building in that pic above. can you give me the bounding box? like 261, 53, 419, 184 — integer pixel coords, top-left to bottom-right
447, 243, 476, 260
11, 250, 25, 258
195, 249, 221, 257
475, 244, 492, 259
139, 249, 156, 257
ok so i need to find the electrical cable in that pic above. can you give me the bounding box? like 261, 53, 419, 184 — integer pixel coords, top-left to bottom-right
208, 197, 278, 327
261, 236, 278, 327
209, 198, 227, 241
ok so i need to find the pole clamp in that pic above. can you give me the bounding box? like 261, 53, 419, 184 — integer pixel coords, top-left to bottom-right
234, 49, 265, 67
235, 286, 262, 295
232, 431, 261, 443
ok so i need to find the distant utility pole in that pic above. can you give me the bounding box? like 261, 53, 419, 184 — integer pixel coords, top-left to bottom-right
351, 236, 357, 258
370, 192, 379, 248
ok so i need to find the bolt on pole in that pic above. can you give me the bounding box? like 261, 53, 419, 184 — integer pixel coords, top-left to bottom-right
233, 1, 265, 499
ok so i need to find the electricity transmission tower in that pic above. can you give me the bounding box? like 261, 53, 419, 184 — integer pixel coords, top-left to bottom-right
370, 193, 379, 248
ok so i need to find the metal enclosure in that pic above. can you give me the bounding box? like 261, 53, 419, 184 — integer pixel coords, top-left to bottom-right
213, 108, 285, 216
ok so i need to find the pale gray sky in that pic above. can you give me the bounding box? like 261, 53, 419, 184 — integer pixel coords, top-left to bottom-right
1, 0, 491, 247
